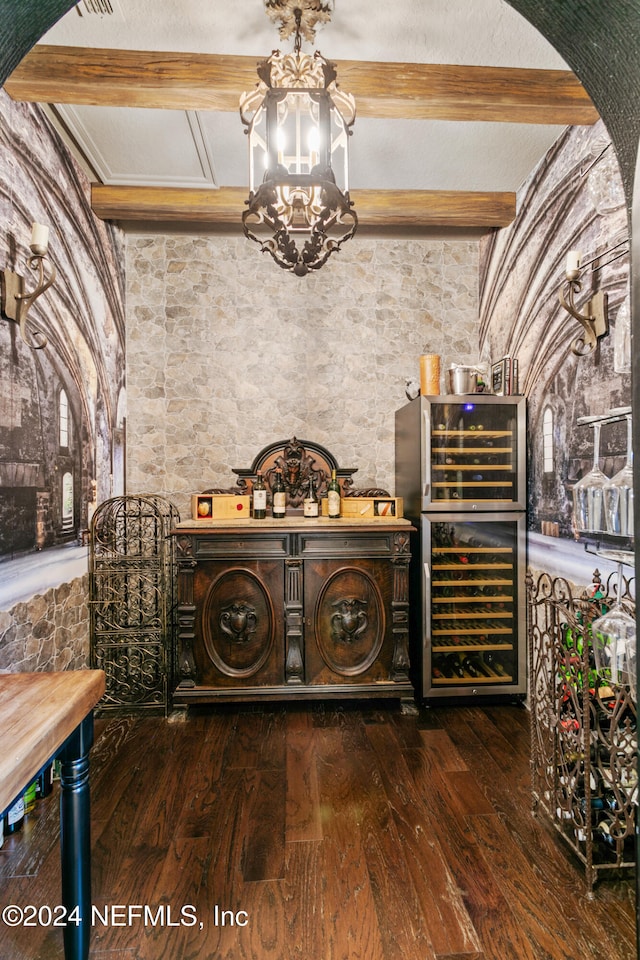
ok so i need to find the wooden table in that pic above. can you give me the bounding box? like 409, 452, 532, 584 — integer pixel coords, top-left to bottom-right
0, 670, 105, 960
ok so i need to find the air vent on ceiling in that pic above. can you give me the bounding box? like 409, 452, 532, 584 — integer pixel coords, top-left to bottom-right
76, 0, 117, 16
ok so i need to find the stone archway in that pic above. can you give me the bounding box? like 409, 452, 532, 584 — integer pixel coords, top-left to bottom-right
1, 0, 639, 951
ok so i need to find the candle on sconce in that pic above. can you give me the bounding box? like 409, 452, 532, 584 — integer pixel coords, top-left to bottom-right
565, 249, 581, 278
30, 222, 49, 255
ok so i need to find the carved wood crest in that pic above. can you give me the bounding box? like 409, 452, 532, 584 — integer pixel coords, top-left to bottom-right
204, 436, 389, 513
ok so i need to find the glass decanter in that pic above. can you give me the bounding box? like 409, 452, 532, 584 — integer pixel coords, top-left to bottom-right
604, 412, 634, 537
573, 421, 608, 532
591, 559, 636, 686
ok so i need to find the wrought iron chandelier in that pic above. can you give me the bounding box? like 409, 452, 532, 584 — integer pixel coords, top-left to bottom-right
240, 1, 357, 276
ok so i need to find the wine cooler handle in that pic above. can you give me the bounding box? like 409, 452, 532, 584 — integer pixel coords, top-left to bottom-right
422, 562, 432, 655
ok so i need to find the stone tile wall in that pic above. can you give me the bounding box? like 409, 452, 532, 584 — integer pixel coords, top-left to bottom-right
0, 575, 89, 673
125, 234, 480, 515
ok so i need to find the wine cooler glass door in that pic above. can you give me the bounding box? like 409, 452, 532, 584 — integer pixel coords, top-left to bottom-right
424, 396, 526, 511
422, 513, 526, 700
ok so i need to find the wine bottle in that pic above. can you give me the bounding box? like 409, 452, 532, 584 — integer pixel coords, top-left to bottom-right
24, 781, 37, 814
433, 654, 454, 678
462, 656, 479, 677
4, 795, 25, 835
468, 656, 492, 678
272, 470, 286, 519
484, 652, 507, 676
327, 469, 341, 519
36, 763, 54, 799
444, 654, 464, 678
303, 475, 319, 518
252, 472, 267, 520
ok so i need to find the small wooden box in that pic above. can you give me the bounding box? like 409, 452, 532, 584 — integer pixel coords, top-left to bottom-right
322, 497, 403, 519
191, 494, 251, 520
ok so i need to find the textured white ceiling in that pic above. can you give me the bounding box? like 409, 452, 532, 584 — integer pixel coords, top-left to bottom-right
45, 0, 568, 67
40, 0, 574, 204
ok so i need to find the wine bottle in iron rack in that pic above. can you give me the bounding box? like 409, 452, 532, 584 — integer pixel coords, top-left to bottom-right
272, 470, 286, 519
252, 471, 267, 519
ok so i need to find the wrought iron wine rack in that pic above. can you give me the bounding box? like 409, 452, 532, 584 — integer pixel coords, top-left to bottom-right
527, 564, 636, 894
89, 495, 180, 715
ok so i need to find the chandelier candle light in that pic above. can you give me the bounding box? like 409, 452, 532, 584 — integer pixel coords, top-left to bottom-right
240, 0, 357, 275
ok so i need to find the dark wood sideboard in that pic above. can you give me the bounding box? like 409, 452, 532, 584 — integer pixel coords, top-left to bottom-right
171, 517, 414, 706
171, 439, 415, 707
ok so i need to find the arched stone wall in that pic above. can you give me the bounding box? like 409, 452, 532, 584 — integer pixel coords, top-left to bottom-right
0, 92, 125, 552
479, 119, 630, 537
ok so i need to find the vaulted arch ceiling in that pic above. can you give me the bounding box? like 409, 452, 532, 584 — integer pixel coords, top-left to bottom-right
1, 0, 612, 233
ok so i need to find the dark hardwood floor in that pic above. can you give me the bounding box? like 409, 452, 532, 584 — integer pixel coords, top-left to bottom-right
0, 701, 636, 960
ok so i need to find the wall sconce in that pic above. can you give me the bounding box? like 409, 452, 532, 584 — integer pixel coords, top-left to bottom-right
1, 223, 56, 349
559, 249, 609, 357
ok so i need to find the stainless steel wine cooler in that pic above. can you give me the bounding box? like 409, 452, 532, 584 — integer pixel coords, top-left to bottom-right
395, 395, 527, 701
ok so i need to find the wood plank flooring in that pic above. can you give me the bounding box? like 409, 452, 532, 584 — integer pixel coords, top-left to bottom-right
0, 701, 636, 960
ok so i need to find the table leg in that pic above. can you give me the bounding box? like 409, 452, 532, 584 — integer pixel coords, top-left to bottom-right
58, 713, 94, 960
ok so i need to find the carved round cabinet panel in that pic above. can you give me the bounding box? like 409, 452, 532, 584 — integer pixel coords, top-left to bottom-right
314, 567, 385, 676
202, 567, 275, 678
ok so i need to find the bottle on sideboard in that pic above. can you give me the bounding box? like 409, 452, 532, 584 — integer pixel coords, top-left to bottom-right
252, 471, 267, 519
327, 469, 341, 519
272, 470, 286, 519
303, 475, 319, 518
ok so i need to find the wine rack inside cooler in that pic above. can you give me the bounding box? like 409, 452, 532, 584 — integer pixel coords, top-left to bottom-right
393, 395, 526, 515
430, 399, 521, 507
426, 397, 525, 510
423, 514, 526, 699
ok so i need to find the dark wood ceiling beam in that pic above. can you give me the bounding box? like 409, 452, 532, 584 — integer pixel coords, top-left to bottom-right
6, 45, 598, 125
90, 184, 516, 229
